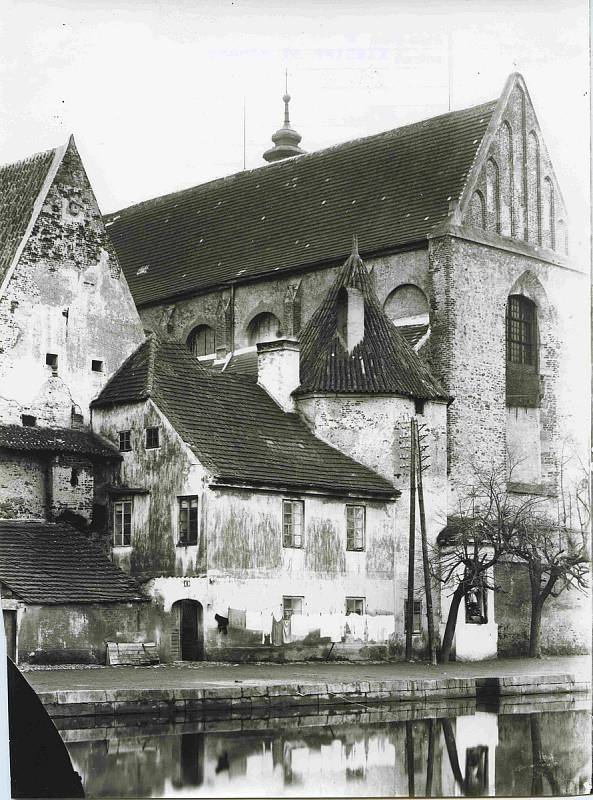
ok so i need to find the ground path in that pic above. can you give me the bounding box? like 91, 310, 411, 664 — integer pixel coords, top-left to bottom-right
24, 654, 590, 693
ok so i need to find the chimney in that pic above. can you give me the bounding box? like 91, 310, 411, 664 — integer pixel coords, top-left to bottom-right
256, 338, 300, 412
337, 287, 365, 351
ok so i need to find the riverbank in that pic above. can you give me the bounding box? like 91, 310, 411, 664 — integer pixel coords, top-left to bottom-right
23, 655, 590, 719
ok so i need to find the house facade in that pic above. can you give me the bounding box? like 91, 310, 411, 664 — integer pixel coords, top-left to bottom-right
0, 71, 589, 663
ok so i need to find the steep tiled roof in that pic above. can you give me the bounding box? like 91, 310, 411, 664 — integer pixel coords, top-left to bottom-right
105, 100, 498, 306
0, 147, 58, 287
93, 337, 396, 498
297, 246, 447, 400
0, 424, 121, 460
0, 521, 146, 603
397, 323, 430, 349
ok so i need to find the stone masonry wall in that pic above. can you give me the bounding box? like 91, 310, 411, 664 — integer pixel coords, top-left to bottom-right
0, 451, 46, 519
0, 138, 145, 427
427, 234, 588, 503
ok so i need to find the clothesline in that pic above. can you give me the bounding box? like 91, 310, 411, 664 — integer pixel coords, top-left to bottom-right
225, 608, 396, 644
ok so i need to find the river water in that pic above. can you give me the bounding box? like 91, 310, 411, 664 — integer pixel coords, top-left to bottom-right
59, 694, 591, 798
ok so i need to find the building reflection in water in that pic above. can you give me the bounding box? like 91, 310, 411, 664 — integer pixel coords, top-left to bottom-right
65, 703, 591, 798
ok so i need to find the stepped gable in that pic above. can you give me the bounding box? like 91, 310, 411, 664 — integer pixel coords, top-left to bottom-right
297, 241, 448, 400
104, 99, 498, 307
0, 520, 146, 603
93, 336, 396, 498
0, 145, 61, 287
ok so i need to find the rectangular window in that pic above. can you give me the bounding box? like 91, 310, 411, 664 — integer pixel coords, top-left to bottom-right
91, 359, 103, 372
506, 295, 537, 366
118, 430, 131, 452
404, 599, 422, 634
345, 597, 365, 615
282, 500, 304, 548
282, 596, 303, 620
178, 496, 199, 546
21, 414, 36, 427
113, 500, 132, 547
45, 353, 58, 372
346, 505, 365, 551
145, 426, 160, 449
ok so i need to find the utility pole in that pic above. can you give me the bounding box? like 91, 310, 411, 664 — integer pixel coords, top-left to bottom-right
416, 421, 437, 666
405, 417, 416, 661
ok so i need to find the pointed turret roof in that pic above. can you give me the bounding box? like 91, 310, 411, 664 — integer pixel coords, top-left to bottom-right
297, 239, 448, 400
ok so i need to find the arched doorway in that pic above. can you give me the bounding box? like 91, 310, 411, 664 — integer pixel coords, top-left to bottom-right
173, 600, 204, 661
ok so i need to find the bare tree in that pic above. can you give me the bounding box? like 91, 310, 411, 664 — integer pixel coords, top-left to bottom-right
436, 457, 590, 661
509, 517, 589, 658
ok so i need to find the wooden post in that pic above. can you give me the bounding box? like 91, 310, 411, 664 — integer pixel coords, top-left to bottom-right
405, 418, 416, 661
416, 422, 437, 665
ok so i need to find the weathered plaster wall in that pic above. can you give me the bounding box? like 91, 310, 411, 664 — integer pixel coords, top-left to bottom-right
48, 453, 95, 522
494, 561, 591, 655
296, 393, 448, 653
0, 451, 46, 519
14, 601, 160, 664
93, 400, 207, 580
0, 139, 145, 427
139, 248, 429, 349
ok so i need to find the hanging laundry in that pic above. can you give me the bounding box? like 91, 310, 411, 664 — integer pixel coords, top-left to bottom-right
261, 611, 273, 637
290, 614, 309, 640
346, 613, 366, 640
272, 617, 284, 646
282, 616, 293, 643
246, 610, 263, 631
228, 608, 246, 629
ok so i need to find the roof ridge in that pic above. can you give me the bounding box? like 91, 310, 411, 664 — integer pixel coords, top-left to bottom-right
104, 98, 499, 219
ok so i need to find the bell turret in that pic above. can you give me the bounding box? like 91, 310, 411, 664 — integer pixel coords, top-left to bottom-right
263, 75, 306, 163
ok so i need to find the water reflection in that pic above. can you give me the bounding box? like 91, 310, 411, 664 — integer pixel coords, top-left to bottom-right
63, 697, 591, 798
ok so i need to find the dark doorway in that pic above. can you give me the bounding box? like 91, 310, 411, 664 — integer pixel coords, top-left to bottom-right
176, 600, 204, 661
3, 610, 17, 662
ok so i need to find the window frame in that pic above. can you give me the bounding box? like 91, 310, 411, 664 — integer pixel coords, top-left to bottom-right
282, 596, 303, 620
188, 324, 217, 357
345, 597, 365, 616
118, 430, 132, 452
282, 499, 304, 549
464, 579, 488, 625
346, 504, 366, 551
113, 499, 133, 547
177, 496, 199, 547
404, 599, 422, 635
145, 426, 160, 449
506, 295, 538, 368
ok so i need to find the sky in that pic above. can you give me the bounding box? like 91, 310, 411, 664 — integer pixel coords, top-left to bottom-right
0, 0, 590, 261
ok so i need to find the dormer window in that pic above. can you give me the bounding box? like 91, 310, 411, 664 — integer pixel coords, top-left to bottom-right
336, 287, 364, 351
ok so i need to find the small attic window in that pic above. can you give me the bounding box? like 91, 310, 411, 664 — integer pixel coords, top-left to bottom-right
21, 414, 36, 427
46, 353, 58, 372
91, 360, 103, 373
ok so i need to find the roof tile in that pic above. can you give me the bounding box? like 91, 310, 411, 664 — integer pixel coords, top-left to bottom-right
0, 520, 146, 604
105, 100, 497, 306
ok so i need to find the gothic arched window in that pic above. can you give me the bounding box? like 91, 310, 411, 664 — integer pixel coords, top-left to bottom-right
506, 294, 539, 407
247, 312, 281, 346
188, 324, 216, 357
